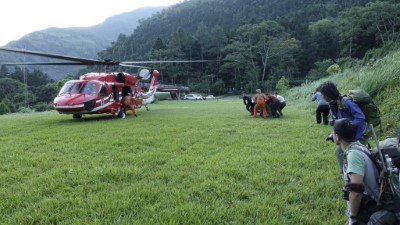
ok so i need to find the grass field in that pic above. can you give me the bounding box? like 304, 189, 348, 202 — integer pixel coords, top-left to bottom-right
0, 99, 346, 224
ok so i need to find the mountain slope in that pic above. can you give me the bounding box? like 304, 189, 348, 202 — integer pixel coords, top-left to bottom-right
0, 6, 164, 79
101, 0, 377, 60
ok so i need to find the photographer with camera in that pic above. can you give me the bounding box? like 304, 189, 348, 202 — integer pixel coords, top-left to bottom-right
318, 81, 369, 172
311, 88, 330, 125
332, 118, 397, 225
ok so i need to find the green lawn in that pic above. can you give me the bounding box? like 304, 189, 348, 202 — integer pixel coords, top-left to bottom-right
0, 99, 345, 224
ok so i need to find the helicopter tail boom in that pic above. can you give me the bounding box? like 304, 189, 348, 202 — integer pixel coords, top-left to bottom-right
141, 70, 159, 103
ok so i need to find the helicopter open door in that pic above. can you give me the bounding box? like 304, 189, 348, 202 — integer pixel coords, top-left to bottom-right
112, 85, 119, 101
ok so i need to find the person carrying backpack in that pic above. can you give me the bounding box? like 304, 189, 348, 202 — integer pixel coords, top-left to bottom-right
318, 81, 369, 172
332, 118, 398, 225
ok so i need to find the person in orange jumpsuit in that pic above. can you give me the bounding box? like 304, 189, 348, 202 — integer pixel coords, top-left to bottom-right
253, 89, 269, 118
122, 94, 138, 117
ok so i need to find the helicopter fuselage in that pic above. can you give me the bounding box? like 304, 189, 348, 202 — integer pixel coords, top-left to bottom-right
53, 70, 159, 118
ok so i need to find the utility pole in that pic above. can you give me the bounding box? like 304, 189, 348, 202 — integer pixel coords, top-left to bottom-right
23, 48, 28, 108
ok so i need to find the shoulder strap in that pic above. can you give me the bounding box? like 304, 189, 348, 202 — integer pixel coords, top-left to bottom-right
346, 143, 378, 168
350, 143, 372, 156
339, 95, 352, 115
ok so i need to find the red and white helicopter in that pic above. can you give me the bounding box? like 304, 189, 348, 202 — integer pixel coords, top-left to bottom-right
0, 47, 211, 119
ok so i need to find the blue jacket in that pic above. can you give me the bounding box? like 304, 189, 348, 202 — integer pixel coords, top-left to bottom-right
330, 97, 367, 140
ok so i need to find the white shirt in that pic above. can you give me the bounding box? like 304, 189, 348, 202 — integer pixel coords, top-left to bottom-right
276, 95, 285, 103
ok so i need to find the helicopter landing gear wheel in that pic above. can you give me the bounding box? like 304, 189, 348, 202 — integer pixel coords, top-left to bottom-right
73, 113, 82, 119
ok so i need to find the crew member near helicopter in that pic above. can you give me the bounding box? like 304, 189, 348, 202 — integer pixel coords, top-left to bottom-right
122, 93, 138, 117
253, 89, 269, 119
121, 86, 138, 117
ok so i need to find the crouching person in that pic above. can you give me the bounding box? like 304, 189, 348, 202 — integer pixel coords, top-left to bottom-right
243, 94, 255, 115
332, 118, 398, 225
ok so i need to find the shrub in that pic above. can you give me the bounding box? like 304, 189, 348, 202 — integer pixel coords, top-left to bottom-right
33, 102, 54, 112
1, 98, 16, 113
0, 102, 10, 115
326, 64, 341, 75
18, 107, 35, 114
275, 76, 290, 93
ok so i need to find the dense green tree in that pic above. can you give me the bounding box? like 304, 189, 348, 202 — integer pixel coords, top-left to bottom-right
275, 76, 290, 93
0, 65, 9, 78
224, 20, 299, 91
28, 70, 54, 87
0, 101, 10, 115
34, 83, 59, 103
0, 78, 25, 103
208, 25, 228, 60
1, 98, 16, 113
194, 22, 211, 60
211, 78, 226, 95
222, 41, 255, 91
152, 37, 167, 52
309, 18, 341, 60
337, 1, 400, 58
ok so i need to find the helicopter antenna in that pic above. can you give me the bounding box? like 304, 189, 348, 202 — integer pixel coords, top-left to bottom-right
23, 46, 28, 107
104, 59, 113, 73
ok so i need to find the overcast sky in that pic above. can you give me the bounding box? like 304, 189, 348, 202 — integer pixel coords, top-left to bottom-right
0, 0, 184, 46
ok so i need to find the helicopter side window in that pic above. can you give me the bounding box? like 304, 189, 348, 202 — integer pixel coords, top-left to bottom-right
71, 84, 82, 94
81, 83, 97, 95
99, 85, 107, 97
59, 83, 73, 95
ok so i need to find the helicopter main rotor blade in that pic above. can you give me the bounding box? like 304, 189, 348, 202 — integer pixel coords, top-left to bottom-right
1, 62, 91, 66
121, 59, 220, 64
0, 47, 117, 65
119, 64, 151, 69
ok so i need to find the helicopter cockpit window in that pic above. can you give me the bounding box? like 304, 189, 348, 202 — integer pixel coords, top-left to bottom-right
58, 82, 82, 95
81, 83, 97, 96
99, 85, 107, 97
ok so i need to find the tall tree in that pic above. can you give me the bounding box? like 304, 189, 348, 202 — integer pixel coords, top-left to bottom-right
337, 2, 400, 58
229, 20, 300, 89
0, 65, 9, 78
309, 18, 341, 60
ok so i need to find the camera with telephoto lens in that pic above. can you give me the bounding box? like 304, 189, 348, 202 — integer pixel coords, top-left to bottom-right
326, 133, 334, 142
358, 195, 378, 223
342, 186, 349, 201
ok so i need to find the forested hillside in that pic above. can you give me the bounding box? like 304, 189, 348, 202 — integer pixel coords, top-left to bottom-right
99, 0, 400, 94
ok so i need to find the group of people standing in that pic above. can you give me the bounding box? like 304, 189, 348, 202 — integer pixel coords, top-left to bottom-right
243, 89, 286, 119
316, 81, 399, 225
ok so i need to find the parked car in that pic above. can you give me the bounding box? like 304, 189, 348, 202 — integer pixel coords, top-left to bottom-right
204, 95, 216, 100
183, 94, 203, 100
